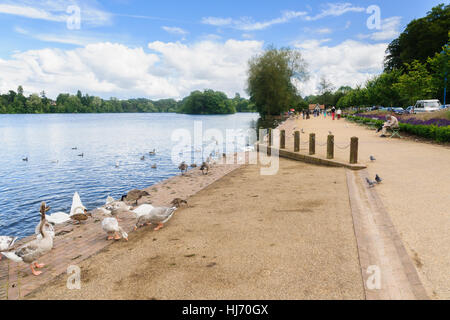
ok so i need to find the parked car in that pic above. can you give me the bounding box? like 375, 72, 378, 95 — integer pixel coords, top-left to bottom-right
414, 100, 441, 113
393, 107, 404, 115
405, 106, 415, 114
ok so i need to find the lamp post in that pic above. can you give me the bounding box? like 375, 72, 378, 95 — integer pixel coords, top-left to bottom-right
441, 44, 449, 107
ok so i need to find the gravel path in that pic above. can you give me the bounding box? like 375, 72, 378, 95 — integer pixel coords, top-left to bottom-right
28, 158, 364, 300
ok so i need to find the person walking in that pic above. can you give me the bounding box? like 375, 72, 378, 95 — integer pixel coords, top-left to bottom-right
337, 108, 342, 120
331, 106, 336, 120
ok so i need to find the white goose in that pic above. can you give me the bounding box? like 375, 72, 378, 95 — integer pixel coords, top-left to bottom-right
35, 220, 55, 240
132, 204, 155, 218
101, 217, 128, 241
45, 192, 86, 225
2, 203, 54, 276
134, 207, 177, 231
0, 236, 18, 261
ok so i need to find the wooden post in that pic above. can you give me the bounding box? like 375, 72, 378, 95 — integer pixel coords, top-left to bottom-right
280, 130, 286, 149
268, 129, 272, 147
327, 135, 334, 159
294, 131, 300, 152
309, 133, 315, 155
350, 137, 358, 164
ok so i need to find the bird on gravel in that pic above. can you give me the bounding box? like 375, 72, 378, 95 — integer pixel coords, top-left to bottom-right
370, 156, 376, 161
375, 174, 383, 184
328, 131, 333, 135
366, 178, 376, 188
200, 162, 210, 175
178, 162, 188, 175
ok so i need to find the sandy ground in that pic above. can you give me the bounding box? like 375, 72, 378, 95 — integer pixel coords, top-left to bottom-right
28, 158, 364, 300
279, 115, 450, 299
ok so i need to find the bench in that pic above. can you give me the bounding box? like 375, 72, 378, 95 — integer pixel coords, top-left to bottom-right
389, 127, 402, 139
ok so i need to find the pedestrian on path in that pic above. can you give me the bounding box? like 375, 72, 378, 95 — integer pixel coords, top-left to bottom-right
331, 106, 336, 120
337, 108, 342, 120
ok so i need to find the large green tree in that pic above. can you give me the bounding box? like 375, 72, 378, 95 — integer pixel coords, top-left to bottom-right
178, 90, 236, 115
393, 60, 434, 105
384, 3, 450, 72
246, 47, 308, 116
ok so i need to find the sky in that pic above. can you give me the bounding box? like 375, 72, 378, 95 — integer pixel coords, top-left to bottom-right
0, 0, 445, 100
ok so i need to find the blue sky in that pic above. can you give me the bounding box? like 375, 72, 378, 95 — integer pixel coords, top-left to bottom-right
0, 0, 445, 99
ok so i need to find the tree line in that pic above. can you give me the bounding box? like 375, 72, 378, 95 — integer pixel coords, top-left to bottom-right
309, 4, 449, 109
0, 87, 256, 115
246, 4, 449, 116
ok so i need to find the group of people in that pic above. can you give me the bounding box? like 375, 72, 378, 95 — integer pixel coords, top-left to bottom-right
295, 106, 400, 139
299, 107, 342, 121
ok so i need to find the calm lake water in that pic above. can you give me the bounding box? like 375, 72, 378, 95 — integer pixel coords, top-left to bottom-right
0, 113, 259, 238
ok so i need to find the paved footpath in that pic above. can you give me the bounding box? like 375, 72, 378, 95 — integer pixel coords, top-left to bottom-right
0, 162, 241, 300
279, 116, 450, 299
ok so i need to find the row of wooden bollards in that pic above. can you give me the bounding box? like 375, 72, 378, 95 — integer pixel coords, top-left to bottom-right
268, 129, 359, 164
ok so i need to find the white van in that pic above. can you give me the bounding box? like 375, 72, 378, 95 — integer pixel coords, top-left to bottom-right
413, 100, 441, 113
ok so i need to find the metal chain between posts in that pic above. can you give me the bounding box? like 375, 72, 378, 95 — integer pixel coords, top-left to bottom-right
335, 143, 351, 150
317, 141, 328, 147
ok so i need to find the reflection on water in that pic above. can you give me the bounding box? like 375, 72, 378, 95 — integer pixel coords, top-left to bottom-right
0, 112, 259, 238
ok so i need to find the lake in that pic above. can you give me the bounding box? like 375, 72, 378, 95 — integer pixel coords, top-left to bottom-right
0, 113, 259, 238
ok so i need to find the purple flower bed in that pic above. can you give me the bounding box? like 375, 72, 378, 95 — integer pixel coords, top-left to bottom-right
353, 114, 450, 127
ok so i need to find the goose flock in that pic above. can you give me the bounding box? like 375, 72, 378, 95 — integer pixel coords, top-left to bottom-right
0, 190, 186, 276
3, 147, 228, 276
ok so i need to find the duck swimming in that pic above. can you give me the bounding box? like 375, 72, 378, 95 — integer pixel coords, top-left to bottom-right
149, 149, 156, 155
2, 202, 54, 276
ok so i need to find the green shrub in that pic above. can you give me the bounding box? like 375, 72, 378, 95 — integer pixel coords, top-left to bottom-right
347, 116, 450, 142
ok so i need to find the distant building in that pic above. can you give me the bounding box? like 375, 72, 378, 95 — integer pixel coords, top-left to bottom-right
309, 104, 325, 111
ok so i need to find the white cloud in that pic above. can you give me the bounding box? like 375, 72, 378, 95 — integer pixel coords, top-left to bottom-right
14, 26, 102, 46
201, 17, 233, 27
0, 40, 263, 100
370, 16, 401, 41
0, 1, 111, 26
0, 3, 65, 21
292, 39, 387, 96
162, 26, 188, 35
316, 28, 333, 34
202, 11, 307, 31
357, 17, 401, 41
305, 2, 365, 21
